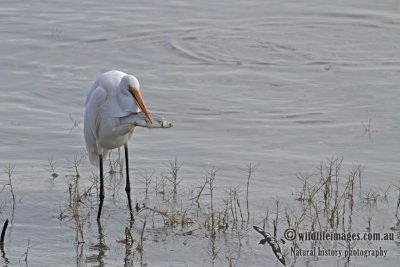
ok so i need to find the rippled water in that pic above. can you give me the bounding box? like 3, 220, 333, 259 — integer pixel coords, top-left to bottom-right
1, 0, 399, 266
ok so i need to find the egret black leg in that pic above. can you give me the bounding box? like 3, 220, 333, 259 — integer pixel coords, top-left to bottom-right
124, 143, 134, 221
97, 154, 104, 221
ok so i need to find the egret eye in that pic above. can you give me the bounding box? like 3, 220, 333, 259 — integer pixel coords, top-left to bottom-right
128, 85, 138, 95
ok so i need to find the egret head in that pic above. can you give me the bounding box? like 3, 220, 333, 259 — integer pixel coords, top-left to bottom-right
123, 75, 152, 126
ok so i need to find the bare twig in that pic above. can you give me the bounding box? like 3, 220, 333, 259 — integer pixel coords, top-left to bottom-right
46, 154, 59, 178
138, 169, 154, 201
242, 163, 258, 222
207, 168, 217, 239
20, 238, 34, 265
5, 164, 16, 206
136, 212, 149, 252
191, 178, 208, 207
395, 185, 400, 221
163, 158, 183, 194
4, 164, 16, 221
69, 114, 81, 130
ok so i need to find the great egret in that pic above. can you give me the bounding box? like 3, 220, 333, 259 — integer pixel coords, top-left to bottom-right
84, 70, 172, 221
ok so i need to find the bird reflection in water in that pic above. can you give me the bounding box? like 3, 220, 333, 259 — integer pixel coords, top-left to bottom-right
86, 222, 109, 266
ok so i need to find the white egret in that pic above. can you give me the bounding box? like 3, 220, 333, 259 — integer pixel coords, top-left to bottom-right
84, 70, 172, 221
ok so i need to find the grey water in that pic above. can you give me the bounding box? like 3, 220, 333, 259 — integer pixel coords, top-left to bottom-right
0, 0, 399, 266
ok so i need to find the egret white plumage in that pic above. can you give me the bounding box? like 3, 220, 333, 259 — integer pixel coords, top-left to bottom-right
84, 70, 172, 221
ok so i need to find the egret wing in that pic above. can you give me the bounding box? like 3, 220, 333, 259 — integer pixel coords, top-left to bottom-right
84, 86, 107, 165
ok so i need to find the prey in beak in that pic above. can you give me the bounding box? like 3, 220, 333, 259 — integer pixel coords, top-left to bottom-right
129, 86, 152, 127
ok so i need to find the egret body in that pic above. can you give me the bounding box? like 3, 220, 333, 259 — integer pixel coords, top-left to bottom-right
84, 70, 152, 221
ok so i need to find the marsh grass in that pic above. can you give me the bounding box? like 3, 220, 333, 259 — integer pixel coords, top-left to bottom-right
63, 153, 97, 244
362, 118, 372, 139
224, 186, 244, 229
0, 164, 17, 226
19, 238, 36, 266
162, 158, 182, 195
395, 185, 400, 225
137, 169, 154, 202
46, 154, 59, 178
207, 168, 217, 239
46, 154, 399, 266
277, 156, 400, 265
191, 176, 207, 208
226, 255, 238, 267
4, 164, 16, 214
107, 149, 123, 175
292, 157, 365, 233
54, 158, 272, 263
242, 163, 258, 222
135, 212, 149, 252
69, 114, 81, 132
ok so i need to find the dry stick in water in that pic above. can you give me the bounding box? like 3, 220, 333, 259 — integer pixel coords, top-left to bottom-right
1, 219, 8, 244
273, 199, 280, 238
6, 164, 16, 213
136, 213, 149, 252
47, 154, 58, 178
207, 168, 217, 239
192, 179, 207, 208
245, 163, 258, 222
395, 186, 400, 222
167, 158, 182, 195
22, 238, 31, 265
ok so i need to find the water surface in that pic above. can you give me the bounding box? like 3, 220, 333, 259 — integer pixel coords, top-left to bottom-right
0, 0, 399, 266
